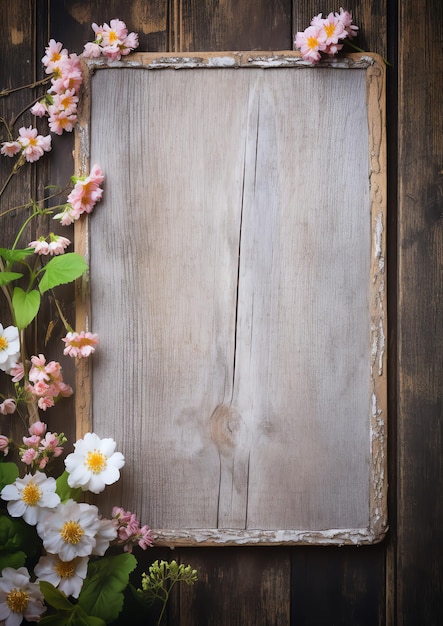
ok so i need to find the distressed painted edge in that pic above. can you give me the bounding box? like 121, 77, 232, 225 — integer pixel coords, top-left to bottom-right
151, 527, 385, 547
81, 50, 379, 72
75, 52, 388, 546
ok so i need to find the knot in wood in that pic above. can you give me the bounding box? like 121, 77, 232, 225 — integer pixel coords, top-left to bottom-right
210, 404, 244, 454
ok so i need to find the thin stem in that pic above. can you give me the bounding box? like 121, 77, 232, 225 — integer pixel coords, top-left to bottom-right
0, 155, 26, 198
10, 95, 46, 129
52, 295, 73, 333
0, 76, 53, 98
156, 590, 170, 626
0, 184, 72, 220
0, 257, 14, 319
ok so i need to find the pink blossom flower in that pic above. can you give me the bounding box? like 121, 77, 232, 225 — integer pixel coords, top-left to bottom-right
295, 25, 326, 63
29, 354, 51, 382
336, 7, 359, 39
32, 233, 71, 256
30, 101, 49, 117
0, 398, 16, 415
40, 432, 64, 457
19, 423, 65, 470
0, 435, 9, 455
48, 109, 77, 135
111, 507, 154, 552
37, 396, 54, 411
48, 236, 71, 255
50, 88, 78, 113
42, 39, 68, 72
53, 205, 76, 226
28, 238, 50, 255
62, 331, 99, 358
83, 41, 102, 58
295, 8, 358, 63
50, 53, 83, 94
1, 141, 21, 157
17, 126, 52, 162
83, 19, 139, 61
66, 165, 104, 217
317, 12, 346, 48
22, 448, 38, 465
23, 435, 41, 447
27, 354, 73, 409
9, 362, 24, 382
30, 421, 47, 436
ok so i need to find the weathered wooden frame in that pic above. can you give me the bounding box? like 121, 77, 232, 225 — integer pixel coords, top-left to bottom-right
74, 51, 387, 546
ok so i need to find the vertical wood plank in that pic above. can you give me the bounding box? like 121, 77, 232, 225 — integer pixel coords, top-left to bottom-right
173, 0, 292, 51
291, 545, 386, 626
175, 547, 291, 626
397, 0, 443, 623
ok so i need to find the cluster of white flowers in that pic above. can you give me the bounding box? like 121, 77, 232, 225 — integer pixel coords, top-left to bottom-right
0, 433, 126, 621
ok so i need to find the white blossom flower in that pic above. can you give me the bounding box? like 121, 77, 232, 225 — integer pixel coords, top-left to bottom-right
1, 471, 60, 525
64, 432, 125, 494
0, 324, 20, 373
92, 517, 118, 556
37, 499, 100, 562
34, 554, 89, 599
0, 567, 46, 626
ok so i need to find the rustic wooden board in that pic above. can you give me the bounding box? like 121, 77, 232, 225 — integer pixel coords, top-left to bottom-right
75, 51, 387, 546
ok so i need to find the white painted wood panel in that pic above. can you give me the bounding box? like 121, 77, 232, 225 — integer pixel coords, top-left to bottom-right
75, 52, 387, 544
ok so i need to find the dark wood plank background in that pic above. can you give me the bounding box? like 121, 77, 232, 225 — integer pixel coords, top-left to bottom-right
1, 1, 442, 624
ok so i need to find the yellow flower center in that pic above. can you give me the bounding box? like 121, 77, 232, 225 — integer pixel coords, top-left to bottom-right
51, 52, 61, 63
109, 30, 118, 44
0, 336, 8, 350
307, 36, 319, 50
60, 520, 84, 544
21, 481, 41, 506
29, 137, 38, 147
55, 557, 78, 578
324, 23, 336, 38
85, 449, 106, 474
6, 588, 29, 613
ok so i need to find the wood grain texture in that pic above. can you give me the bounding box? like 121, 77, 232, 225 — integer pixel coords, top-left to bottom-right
171, 0, 292, 51
6, 0, 443, 623
76, 53, 387, 546
397, 0, 443, 622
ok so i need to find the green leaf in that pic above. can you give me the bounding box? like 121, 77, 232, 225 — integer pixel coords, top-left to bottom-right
40, 581, 74, 611
0, 248, 34, 264
0, 512, 41, 563
78, 554, 137, 624
56, 471, 82, 503
0, 550, 26, 571
39, 611, 106, 626
38, 253, 87, 294
0, 271, 23, 287
39, 606, 106, 626
0, 462, 19, 490
12, 287, 41, 329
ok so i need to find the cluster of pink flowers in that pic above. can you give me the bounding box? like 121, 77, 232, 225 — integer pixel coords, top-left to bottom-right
26, 354, 73, 411
54, 164, 104, 225
19, 421, 66, 470
294, 8, 358, 63
62, 331, 99, 358
30, 40, 83, 135
0, 126, 52, 163
83, 19, 139, 61
28, 233, 71, 256
111, 507, 154, 552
